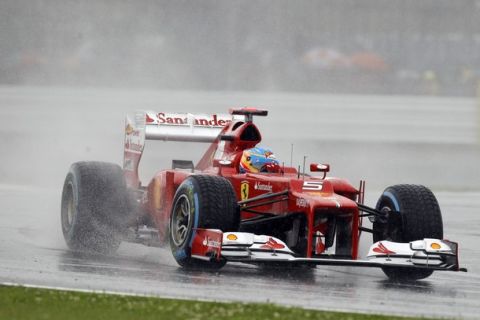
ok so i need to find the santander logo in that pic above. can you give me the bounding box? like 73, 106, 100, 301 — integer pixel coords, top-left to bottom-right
254, 182, 272, 192
146, 112, 232, 128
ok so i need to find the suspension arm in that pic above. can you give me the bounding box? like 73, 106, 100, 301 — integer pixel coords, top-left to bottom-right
238, 190, 289, 206
356, 203, 385, 217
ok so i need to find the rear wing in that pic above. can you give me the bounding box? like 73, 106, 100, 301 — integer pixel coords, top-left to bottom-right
123, 111, 233, 187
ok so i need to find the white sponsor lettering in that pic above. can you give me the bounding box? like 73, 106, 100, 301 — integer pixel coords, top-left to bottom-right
254, 182, 273, 192
296, 198, 309, 208
202, 236, 221, 249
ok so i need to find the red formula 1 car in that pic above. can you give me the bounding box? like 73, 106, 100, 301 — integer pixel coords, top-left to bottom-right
61, 108, 466, 280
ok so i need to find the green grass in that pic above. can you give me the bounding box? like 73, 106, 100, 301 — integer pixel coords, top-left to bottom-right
0, 285, 438, 320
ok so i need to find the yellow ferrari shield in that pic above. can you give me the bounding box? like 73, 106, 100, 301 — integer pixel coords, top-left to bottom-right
240, 181, 249, 201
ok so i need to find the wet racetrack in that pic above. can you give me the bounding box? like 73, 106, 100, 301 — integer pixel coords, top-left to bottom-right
1, 87, 479, 319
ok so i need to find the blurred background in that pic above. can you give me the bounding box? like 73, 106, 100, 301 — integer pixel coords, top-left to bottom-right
2, 0, 480, 95
1, 0, 480, 191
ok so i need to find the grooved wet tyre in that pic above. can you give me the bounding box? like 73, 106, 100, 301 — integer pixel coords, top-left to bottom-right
61, 162, 131, 254
169, 175, 239, 268
374, 184, 443, 281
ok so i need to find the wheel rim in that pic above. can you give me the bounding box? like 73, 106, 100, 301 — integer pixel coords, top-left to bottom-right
62, 182, 75, 232
379, 205, 402, 241
171, 194, 192, 246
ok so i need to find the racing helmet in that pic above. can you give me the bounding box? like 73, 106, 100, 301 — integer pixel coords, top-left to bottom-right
239, 147, 279, 173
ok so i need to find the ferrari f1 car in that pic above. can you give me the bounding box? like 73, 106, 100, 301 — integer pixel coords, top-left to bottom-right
61, 108, 466, 280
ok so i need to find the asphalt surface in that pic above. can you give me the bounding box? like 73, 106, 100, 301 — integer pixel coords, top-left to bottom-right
1, 86, 479, 190
1, 185, 479, 319
1, 86, 480, 318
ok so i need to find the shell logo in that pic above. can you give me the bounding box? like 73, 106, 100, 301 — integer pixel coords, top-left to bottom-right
125, 123, 134, 135
226, 234, 238, 241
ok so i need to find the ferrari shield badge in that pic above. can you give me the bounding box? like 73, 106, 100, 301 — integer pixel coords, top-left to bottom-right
240, 181, 249, 200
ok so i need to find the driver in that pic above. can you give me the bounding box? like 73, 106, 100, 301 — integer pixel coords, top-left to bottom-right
239, 147, 280, 173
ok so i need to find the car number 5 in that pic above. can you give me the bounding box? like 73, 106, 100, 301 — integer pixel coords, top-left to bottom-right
303, 181, 323, 191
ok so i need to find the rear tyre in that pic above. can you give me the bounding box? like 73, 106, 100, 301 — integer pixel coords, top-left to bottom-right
373, 184, 443, 281
61, 162, 131, 254
169, 175, 239, 269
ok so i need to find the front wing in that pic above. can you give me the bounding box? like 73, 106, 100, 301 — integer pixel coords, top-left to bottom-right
190, 229, 466, 272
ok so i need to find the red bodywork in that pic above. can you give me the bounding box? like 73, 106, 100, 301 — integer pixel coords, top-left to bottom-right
125, 108, 363, 260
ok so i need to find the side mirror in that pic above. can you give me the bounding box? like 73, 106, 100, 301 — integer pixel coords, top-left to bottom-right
310, 163, 330, 173
310, 163, 329, 179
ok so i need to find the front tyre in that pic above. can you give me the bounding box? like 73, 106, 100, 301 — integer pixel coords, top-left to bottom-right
169, 175, 239, 269
61, 162, 131, 254
373, 184, 443, 281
